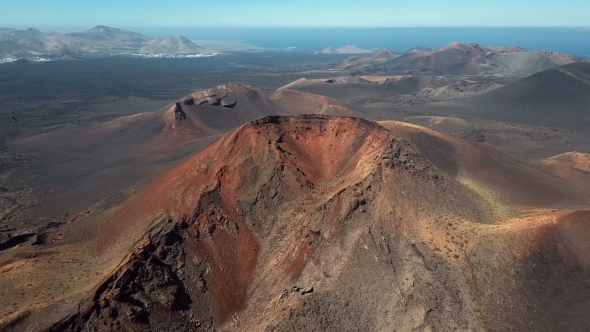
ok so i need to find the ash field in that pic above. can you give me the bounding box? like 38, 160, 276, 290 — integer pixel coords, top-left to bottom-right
1, 29, 590, 332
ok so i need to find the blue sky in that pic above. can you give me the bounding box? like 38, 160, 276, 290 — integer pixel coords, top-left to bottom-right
1, 0, 590, 30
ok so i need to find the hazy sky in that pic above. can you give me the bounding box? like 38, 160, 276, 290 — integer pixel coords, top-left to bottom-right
2, 0, 590, 30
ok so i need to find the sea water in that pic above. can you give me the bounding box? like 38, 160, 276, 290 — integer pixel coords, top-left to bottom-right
133, 27, 590, 57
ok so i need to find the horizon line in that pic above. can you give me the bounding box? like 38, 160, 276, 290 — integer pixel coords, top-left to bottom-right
4, 25, 590, 31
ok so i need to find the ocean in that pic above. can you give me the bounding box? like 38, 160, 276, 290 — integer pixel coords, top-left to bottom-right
132, 27, 590, 57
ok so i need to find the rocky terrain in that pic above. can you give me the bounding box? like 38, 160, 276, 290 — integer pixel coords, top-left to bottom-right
277, 75, 443, 103
0, 26, 213, 58
543, 151, 590, 173
278, 74, 503, 105
1, 115, 589, 331
535, 152, 590, 191
418, 80, 502, 100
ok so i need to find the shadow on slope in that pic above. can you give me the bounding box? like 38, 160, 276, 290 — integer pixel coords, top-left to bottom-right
424, 63, 590, 132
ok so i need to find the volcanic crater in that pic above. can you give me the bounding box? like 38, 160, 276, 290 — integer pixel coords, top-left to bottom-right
1, 115, 589, 332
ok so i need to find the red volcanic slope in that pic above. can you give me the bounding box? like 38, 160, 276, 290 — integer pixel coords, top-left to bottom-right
535, 151, 590, 194
1, 116, 590, 332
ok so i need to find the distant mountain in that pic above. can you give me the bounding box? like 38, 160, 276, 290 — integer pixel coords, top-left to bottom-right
78, 25, 147, 44
139, 36, 209, 54
369, 48, 401, 59
316, 45, 372, 54
0, 25, 214, 58
337, 42, 587, 76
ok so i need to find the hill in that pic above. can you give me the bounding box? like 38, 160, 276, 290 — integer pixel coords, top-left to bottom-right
0, 25, 214, 57
139, 36, 209, 55
277, 75, 432, 103
4, 83, 367, 239
1, 115, 589, 331
335, 48, 401, 69
424, 62, 590, 132
419, 80, 502, 100
11, 82, 364, 156
340, 42, 586, 76
534, 151, 590, 191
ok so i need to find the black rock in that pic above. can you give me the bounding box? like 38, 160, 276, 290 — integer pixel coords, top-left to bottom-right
174, 102, 186, 120
221, 100, 236, 108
